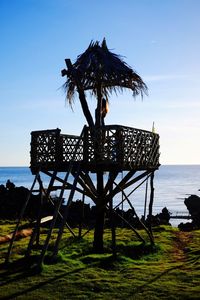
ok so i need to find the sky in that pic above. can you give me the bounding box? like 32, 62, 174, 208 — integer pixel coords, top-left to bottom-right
0, 0, 200, 166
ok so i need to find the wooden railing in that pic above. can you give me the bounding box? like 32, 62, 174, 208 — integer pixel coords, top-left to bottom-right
30, 125, 160, 173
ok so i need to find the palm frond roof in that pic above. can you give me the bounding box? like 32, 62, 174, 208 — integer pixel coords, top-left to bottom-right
64, 39, 147, 100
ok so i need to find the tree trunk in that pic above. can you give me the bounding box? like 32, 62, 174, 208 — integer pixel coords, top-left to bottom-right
93, 83, 105, 252
93, 171, 105, 253
95, 84, 103, 127
65, 59, 94, 128
93, 203, 105, 253
78, 88, 94, 128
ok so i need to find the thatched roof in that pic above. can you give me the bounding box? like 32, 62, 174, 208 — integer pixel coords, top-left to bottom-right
63, 39, 147, 103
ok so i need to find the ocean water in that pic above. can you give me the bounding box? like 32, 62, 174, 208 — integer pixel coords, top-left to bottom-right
0, 165, 200, 225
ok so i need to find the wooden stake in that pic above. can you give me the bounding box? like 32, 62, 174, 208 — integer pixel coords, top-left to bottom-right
148, 171, 155, 244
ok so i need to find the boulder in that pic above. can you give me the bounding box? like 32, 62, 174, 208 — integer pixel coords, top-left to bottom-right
184, 194, 200, 228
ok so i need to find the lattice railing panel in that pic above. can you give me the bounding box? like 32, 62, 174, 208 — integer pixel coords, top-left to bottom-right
62, 135, 83, 162
86, 126, 159, 168
86, 127, 123, 163
121, 127, 160, 168
31, 129, 60, 166
30, 125, 160, 172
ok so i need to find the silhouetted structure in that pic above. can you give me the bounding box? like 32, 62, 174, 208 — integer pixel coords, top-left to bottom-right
6, 40, 160, 264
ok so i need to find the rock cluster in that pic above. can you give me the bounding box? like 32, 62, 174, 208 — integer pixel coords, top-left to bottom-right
0, 180, 171, 231
178, 194, 200, 231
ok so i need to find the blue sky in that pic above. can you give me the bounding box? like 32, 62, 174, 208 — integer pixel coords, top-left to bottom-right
0, 0, 200, 166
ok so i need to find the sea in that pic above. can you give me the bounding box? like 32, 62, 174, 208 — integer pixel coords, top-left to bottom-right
0, 165, 200, 226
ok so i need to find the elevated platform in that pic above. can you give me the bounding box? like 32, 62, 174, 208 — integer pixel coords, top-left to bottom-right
30, 125, 160, 174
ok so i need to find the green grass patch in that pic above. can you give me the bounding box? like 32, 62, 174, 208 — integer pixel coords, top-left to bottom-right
0, 224, 200, 299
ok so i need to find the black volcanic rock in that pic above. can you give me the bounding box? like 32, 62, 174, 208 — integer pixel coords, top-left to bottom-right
184, 194, 200, 228
0, 181, 41, 219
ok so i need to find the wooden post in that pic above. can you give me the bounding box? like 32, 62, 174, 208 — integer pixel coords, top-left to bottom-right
78, 189, 85, 238
144, 177, 149, 220
109, 181, 116, 258
121, 172, 124, 227
35, 176, 44, 246
148, 171, 155, 244
93, 171, 105, 253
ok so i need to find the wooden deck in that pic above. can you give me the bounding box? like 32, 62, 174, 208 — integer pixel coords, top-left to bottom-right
30, 125, 160, 174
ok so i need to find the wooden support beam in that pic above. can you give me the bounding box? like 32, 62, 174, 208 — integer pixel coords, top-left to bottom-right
110, 207, 145, 243
109, 178, 116, 257
122, 170, 151, 192
71, 171, 97, 202
43, 170, 93, 198
144, 178, 149, 220
78, 171, 97, 198
93, 171, 105, 252
148, 171, 155, 243
115, 183, 154, 244
103, 171, 118, 198
113, 174, 151, 210
78, 191, 85, 238
105, 170, 136, 203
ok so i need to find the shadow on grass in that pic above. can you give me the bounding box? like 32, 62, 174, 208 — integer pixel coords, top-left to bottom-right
0, 256, 43, 287
0, 257, 88, 300
0, 251, 125, 299
116, 242, 158, 260
0, 259, 185, 300
128, 261, 192, 297
0, 241, 165, 299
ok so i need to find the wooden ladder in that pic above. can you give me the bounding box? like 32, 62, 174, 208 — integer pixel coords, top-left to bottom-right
5, 126, 86, 265
36, 126, 86, 265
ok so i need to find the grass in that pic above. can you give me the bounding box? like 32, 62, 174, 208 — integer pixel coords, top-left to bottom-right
0, 221, 199, 299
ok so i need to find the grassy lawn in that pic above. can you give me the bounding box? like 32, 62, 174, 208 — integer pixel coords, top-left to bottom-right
0, 221, 199, 299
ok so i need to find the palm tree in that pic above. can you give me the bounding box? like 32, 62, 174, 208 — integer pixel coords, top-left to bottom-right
62, 38, 147, 127
62, 39, 148, 252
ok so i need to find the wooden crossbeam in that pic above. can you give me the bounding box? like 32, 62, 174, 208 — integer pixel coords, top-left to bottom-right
79, 171, 97, 197
42, 170, 91, 198
105, 170, 136, 203
73, 171, 97, 201
103, 171, 118, 198
113, 181, 154, 244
